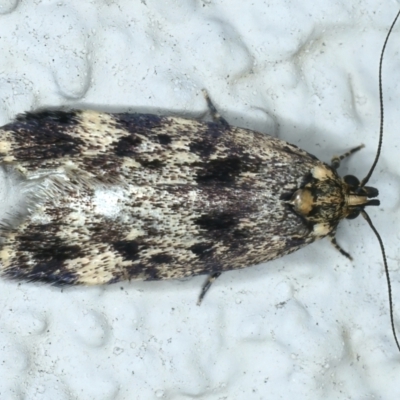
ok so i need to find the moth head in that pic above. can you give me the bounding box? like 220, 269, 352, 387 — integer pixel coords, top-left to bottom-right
343, 174, 379, 220
287, 167, 380, 227
291, 9, 400, 355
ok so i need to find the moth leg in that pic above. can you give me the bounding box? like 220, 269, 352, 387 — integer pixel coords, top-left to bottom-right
202, 89, 229, 127
331, 144, 364, 169
197, 272, 221, 305
328, 233, 353, 261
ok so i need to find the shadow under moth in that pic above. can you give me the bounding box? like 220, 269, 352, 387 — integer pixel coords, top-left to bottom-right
0, 10, 399, 351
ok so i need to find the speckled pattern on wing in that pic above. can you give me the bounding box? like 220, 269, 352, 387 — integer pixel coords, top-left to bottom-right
0, 110, 326, 284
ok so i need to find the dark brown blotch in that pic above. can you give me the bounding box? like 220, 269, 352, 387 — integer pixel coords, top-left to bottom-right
188, 121, 226, 158
11, 227, 84, 285
189, 242, 214, 259
16, 110, 81, 125
150, 253, 173, 264
27, 261, 79, 285
16, 230, 85, 261
157, 134, 171, 145
125, 263, 161, 281
196, 156, 259, 184
138, 158, 164, 169
113, 240, 140, 261
232, 228, 250, 239
195, 212, 238, 231
114, 135, 143, 157
113, 113, 165, 132
9, 111, 85, 160
286, 236, 308, 247
189, 139, 215, 158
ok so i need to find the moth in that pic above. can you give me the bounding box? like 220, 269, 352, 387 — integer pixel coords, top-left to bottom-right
0, 10, 399, 349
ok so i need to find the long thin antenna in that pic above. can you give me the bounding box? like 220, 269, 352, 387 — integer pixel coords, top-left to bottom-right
360, 9, 400, 186
361, 210, 400, 352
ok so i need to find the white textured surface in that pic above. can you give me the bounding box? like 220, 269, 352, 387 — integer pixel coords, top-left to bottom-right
0, 1, 400, 399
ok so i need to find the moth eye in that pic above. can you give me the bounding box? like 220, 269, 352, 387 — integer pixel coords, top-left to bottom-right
344, 175, 360, 187
346, 208, 361, 220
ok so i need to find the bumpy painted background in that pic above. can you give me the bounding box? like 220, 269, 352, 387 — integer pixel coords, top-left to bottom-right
0, 0, 400, 399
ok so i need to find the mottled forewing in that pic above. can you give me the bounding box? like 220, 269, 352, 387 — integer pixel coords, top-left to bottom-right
0, 111, 324, 284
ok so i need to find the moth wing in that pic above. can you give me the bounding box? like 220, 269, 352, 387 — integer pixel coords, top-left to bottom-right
0, 111, 324, 284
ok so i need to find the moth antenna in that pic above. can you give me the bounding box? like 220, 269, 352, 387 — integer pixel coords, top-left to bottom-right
361, 210, 400, 353
361, 9, 400, 186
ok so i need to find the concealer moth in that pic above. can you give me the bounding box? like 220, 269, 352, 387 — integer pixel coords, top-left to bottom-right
0, 11, 399, 351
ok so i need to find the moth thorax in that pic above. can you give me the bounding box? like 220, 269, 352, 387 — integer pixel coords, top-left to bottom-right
290, 189, 313, 216
289, 179, 345, 224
